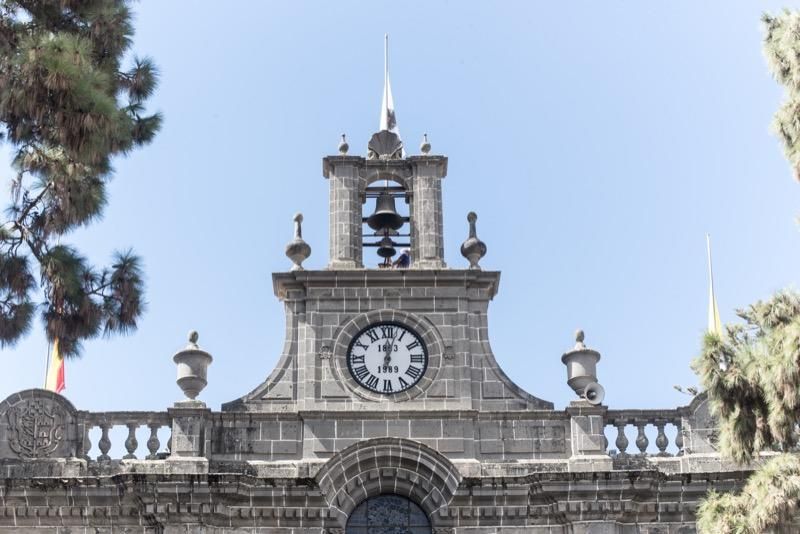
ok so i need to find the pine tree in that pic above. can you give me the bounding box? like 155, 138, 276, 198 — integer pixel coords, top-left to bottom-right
0, 1, 160, 358
693, 10, 800, 533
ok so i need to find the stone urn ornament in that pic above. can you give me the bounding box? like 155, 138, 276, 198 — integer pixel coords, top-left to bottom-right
285, 213, 311, 270
420, 133, 431, 155
561, 330, 605, 405
173, 331, 213, 401
460, 212, 487, 270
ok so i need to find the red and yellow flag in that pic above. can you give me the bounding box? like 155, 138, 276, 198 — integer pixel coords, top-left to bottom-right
45, 338, 65, 394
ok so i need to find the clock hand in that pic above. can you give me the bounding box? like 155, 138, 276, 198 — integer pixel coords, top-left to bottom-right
385, 329, 399, 365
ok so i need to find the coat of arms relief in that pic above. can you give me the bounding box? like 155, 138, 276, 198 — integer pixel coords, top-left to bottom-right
6, 399, 65, 459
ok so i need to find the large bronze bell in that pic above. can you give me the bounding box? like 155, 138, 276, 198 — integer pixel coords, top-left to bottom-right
376, 236, 397, 258
366, 191, 404, 231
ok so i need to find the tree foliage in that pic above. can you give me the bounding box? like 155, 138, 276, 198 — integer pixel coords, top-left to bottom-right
764, 10, 800, 180
0, 0, 160, 357
693, 291, 800, 464
693, 9, 800, 533
696, 454, 800, 534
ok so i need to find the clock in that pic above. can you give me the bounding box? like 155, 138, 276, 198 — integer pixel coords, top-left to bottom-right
346, 322, 428, 394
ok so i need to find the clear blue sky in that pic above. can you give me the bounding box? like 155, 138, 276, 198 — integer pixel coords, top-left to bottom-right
3, 1, 800, 414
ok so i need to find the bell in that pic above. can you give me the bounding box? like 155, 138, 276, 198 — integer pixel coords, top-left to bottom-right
376, 236, 397, 258
367, 191, 404, 231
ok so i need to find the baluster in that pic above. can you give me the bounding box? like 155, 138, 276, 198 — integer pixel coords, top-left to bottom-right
635, 422, 649, 455
603, 433, 609, 452
80, 423, 92, 461
167, 432, 172, 454
614, 420, 629, 456
98, 423, 112, 462
674, 419, 684, 456
146, 424, 161, 460
123, 423, 138, 459
655, 419, 669, 456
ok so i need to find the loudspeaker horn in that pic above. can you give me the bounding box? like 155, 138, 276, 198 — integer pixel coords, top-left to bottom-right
582, 382, 605, 406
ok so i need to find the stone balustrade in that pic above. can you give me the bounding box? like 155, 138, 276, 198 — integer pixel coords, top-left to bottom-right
80, 411, 172, 461
0, 389, 716, 471
604, 409, 685, 457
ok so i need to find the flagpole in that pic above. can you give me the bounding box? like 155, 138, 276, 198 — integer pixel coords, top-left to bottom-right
43, 339, 51, 389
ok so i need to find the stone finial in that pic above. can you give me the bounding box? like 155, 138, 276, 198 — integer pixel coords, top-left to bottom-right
173, 330, 213, 401
561, 329, 604, 405
460, 211, 487, 270
420, 133, 431, 154
574, 329, 586, 350
338, 133, 349, 155
285, 213, 311, 271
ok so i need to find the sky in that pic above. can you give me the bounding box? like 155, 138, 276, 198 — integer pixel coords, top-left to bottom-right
3, 1, 800, 420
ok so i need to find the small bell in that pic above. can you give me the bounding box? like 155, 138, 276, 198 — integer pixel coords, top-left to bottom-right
376, 235, 397, 258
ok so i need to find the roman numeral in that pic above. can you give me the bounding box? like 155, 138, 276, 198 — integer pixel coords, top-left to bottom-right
398, 377, 409, 389
398, 330, 407, 342
380, 326, 395, 339
353, 365, 369, 380
366, 329, 380, 343
406, 340, 420, 351
365, 374, 379, 389
405, 366, 422, 379
383, 380, 393, 393
355, 341, 369, 351
350, 354, 365, 365
410, 354, 424, 364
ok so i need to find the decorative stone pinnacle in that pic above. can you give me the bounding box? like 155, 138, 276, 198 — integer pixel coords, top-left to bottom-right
173, 330, 213, 401
338, 134, 349, 155
574, 329, 585, 349
293, 213, 303, 237
460, 211, 487, 270
420, 133, 431, 154
285, 212, 311, 271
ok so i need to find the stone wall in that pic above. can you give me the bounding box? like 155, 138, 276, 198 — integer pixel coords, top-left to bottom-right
0, 388, 758, 533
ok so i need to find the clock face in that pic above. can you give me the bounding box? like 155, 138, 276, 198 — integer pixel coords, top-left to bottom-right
346, 322, 428, 394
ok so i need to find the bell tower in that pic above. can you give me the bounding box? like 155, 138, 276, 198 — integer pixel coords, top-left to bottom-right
224, 42, 551, 421
323, 135, 448, 270
323, 40, 446, 270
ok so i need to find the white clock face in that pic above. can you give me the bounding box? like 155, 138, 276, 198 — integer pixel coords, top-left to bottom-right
346, 322, 428, 394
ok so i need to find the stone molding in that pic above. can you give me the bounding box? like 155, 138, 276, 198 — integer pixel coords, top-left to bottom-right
315, 437, 462, 526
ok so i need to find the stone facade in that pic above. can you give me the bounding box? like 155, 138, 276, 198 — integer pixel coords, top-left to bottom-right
0, 126, 764, 533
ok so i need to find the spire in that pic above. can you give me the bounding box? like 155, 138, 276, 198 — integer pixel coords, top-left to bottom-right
706, 234, 722, 336
379, 34, 400, 138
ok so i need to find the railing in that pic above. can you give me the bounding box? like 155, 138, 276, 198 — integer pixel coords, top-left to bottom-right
79, 412, 172, 461
604, 409, 684, 457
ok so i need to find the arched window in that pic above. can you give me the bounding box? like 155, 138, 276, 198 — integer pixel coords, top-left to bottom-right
346, 494, 431, 534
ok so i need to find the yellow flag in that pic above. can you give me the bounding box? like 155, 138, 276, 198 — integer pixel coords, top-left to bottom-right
45, 338, 65, 394
706, 234, 722, 336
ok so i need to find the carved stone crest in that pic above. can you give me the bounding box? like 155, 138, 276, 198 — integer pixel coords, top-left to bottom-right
7, 399, 65, 459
